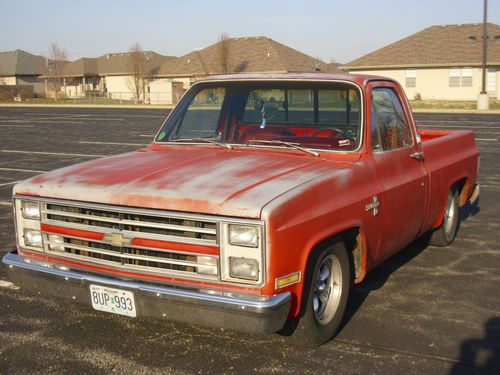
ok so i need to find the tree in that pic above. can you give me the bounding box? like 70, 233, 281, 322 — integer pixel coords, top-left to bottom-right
127, 42, 148, 102
47, 43, 68, 99
217, 32, 230, 74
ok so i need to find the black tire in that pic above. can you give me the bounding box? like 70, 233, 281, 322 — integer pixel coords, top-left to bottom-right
428, 187, 459, 247
292, 241, 351, 347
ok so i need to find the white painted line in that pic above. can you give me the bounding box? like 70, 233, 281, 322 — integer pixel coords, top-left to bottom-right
139, 134, 155, 137
0, 167, 47, 173
0, 280, 20, 290
0, 201, 12, 206
1, 150, 106, 158
476, 138, 498, 142
0, 181, 19, 187
0, 124, 36, 128
77, 141, 147, 146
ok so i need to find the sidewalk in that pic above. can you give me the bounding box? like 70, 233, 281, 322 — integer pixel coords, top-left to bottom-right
0, 103, 174, 110
1, 102, 500, 114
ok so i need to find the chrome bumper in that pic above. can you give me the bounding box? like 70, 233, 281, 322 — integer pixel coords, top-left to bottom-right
2, 251, 291, 334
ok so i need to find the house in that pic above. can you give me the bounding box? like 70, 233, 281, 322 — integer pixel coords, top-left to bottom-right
342, 23, 500, 100
42, 51, 175, 102
153, 36, 339, 92
0, 49, 48, 96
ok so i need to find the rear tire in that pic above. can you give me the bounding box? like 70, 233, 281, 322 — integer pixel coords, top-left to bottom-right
292, 241, 351, 347
429, 188, 459, 247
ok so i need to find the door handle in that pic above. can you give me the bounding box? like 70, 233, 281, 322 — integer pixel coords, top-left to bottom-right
410, 151, 424, 161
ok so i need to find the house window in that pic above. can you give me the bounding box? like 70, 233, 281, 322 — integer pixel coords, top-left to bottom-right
405, 69, 416, 87
449, 68, 461, 87
449, 68, 473, 87
461, 68, 473, 87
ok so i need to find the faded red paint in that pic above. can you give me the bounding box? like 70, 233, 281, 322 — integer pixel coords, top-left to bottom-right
13, 73, 480, 320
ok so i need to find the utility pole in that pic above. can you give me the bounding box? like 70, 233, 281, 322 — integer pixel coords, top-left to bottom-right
477, 0, 489, 109
481, 0, 488, 94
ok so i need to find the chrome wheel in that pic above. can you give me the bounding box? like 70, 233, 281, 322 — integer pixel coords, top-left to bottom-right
443, 190, 458, 242
312, 255, 342, 325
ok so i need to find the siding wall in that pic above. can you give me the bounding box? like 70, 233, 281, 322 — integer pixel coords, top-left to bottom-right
350, 67, 499, 100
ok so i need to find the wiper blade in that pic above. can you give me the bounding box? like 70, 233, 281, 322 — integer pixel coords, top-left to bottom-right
169, 138, 232, 150
248, 139, 319, 157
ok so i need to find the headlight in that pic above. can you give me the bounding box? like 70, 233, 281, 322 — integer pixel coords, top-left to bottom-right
24, 229, 43, 248
15, 199, 43, 251
229, 257, 259, 281
229, 225, 259, 248
220, 222, 264, 285
21, 201, 40, 220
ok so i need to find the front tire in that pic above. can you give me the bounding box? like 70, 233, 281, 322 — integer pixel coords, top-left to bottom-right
429, 187, 459, 247
293, 241, 351, 347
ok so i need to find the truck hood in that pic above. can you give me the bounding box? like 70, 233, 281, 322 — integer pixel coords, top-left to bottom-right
14, 146, 349, 218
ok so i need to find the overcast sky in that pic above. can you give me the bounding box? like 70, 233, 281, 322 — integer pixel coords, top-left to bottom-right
1, 0, 499, 63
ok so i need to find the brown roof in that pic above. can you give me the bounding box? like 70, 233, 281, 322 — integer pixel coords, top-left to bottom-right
42, 51, 176, 78
59, 57, 98, 77
343, 23, 500, 70
158, 36, 338, 77
96, 51, 175, 76
0, 49, 48, 76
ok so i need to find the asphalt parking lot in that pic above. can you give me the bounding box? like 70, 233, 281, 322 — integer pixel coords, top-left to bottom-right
0, 107, 499, 375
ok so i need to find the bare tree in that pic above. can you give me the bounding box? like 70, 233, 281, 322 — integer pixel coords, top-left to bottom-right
47, 43, 68, 99
217, 32, 230, 74
127, 42, 148, 102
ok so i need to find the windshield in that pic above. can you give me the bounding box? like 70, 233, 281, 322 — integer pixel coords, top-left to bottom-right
156, 82, 362, 152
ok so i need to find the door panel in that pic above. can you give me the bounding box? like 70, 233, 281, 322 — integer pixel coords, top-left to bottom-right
368, 83, 428, 258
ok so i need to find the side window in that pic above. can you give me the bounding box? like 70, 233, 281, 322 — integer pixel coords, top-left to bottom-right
371, 88, 413, 151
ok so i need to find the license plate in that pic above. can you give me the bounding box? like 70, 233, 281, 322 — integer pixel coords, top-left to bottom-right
89, 284, 137, 317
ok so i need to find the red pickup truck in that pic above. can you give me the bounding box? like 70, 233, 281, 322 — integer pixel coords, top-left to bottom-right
3, 73, 479, 346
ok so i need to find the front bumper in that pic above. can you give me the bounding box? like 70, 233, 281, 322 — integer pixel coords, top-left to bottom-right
2, 250, 291, 334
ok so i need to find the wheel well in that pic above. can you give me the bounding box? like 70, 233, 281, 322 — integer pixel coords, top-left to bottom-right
454, 177, 468, 206
308, 228, 365, 284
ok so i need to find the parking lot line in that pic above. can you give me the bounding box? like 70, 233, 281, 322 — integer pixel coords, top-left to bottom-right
0, 150, 106, 158
77, 141, 148, 146
0, 167, 47, 173
0, 200, 12, 206
476, 138, 498, 142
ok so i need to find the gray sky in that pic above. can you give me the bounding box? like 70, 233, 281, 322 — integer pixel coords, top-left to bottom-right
1, 0, 499, 63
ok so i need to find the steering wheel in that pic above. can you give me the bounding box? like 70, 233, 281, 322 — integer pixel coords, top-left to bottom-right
311, 127, 345, 139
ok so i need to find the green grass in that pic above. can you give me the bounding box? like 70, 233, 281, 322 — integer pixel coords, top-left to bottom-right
21, 97, 137, 105
409, 100, 500, 110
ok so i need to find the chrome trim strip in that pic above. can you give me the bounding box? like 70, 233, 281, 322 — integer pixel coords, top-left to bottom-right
15, 196, 264, 227
3, 251, 288, 309
43, 208, 217, 235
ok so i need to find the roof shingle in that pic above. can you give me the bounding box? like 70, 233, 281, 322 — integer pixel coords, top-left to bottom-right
0, 49, 48, 76
343, 23, 500, 69
157, 36, 337, 76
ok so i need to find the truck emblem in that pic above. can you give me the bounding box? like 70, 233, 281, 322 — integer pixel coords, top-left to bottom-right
366, 196, 380, 216
104, 233, 132, 247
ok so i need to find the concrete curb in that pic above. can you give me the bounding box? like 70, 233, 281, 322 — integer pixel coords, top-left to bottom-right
0, 103, 174, 110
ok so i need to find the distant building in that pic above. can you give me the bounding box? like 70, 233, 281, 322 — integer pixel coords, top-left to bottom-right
0, 49, 48, 96
42, 51, 175, 102
342, 23, 500, 100
153, 36, 339, 92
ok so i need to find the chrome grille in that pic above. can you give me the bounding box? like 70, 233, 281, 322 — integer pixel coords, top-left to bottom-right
43, 203, 217, 244
39, 201, 219, 280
